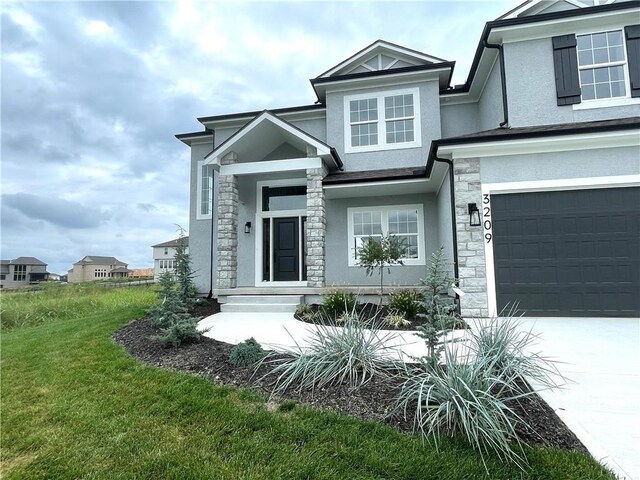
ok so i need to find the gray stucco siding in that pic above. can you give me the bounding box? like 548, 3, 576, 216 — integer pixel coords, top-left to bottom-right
478, 59, 505, 131
480, 146, 640, 184
440, 102, 479, 138
324, 193, 440, 286
436, 172, 455, 276
504, 38, 640, 128
325, 80, 442, 172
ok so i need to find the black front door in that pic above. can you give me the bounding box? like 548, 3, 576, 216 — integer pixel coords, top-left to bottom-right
273, 217, 299, 281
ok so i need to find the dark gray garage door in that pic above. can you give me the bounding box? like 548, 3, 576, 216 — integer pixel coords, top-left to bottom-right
492, 187, 640, 317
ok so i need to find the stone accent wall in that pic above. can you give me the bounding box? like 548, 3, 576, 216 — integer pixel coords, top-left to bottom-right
216, 152, 239, 289
306, 168, 326, 287
453, 158, 489, 318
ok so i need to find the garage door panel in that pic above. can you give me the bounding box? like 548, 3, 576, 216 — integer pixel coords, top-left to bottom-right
492, 187, 640, 317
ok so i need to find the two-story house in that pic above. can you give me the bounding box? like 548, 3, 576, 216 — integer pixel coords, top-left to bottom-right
177, 0, 640, 318
152, 236, 189, 280
0, 257, 49, 289
67, 256, 132, 283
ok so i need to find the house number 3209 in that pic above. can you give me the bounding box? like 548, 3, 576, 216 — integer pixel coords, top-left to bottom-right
482, 194, 492, 243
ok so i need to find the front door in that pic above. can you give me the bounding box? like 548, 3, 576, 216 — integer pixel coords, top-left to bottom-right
273, 217, 299, 281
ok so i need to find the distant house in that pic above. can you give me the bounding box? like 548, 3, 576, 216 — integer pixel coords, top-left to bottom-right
0, 257, 49, 289
130, 268, 154, 278
152, 237, 188, 280
67, 256, 132, 283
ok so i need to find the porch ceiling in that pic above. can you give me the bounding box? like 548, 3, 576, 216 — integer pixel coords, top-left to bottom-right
323, 162, 448, 199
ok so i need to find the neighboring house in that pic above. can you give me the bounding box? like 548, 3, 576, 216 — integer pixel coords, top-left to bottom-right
67, 256, 132, 283
0, 257, 49, 289
152, 237, 188, 280
130, 268, 155, 278
176, 0, 640, 318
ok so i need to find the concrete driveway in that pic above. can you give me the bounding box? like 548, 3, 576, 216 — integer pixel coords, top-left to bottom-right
516, 317, 639, 480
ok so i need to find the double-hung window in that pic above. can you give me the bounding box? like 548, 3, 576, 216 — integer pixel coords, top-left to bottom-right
577, 30, 628, 101
345, 88, 420, 153
197, 161, 214, 219
348, 205, 424, 266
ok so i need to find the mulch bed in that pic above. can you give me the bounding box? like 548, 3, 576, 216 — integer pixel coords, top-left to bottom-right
113, 312, 587, 455
295, 303, 468, 331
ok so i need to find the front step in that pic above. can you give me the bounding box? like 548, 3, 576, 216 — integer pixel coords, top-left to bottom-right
220, 295, 302, 313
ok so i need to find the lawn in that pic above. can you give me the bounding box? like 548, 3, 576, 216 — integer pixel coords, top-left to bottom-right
1, 285, 615, 479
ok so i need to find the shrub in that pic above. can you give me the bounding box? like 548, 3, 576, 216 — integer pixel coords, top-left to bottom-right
229, 337, 266, 367
295, 304, 312, 316
151, 316, 202, 348
385, 312, 410, 329
321, 290, 357, 318
264, 315, 402, 393
394, 346, 530, 473
388, 289, 421, 319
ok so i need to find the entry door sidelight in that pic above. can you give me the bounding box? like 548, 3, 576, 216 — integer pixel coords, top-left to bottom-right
273, 217, 299, 281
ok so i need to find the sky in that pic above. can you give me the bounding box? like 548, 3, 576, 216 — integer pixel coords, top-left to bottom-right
1, 0, 518, 275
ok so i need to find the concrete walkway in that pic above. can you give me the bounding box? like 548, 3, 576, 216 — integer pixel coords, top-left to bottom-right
198, 313, 639, 479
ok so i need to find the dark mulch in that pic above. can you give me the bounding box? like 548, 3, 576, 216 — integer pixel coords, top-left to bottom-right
113, 315, 587, 455
295, 303, 468, 331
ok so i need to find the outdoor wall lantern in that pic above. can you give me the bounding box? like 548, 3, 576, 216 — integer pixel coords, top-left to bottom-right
244, 222, 252, 234
468, 203, 481, 227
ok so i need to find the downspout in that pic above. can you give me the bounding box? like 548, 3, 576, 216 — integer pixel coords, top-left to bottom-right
434, 155, 461, 315
205, 127, 215, 299
483, 39, 509, 128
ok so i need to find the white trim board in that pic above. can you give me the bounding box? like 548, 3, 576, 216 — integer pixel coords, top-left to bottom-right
480, 175, 640, 316
220, 158, 322, 176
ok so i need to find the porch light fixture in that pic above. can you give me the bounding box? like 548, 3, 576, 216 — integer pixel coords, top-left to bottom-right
244, 221, 252, 234
468, 203, 481, 227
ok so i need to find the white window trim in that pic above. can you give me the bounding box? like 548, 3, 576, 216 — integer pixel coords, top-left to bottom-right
576, 28, 632, 105
480, 174, 640, 317
347, 204, 425, 267
196, 160, 214, 220
254, 178, 308, 287
343, 87, 421, 154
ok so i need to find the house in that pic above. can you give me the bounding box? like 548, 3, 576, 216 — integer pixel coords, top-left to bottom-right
176, 0, 640, 318
130, 268, 155, 279
151, 237, 188, 280
0, 257, 49, 289
67, 256, 132, 283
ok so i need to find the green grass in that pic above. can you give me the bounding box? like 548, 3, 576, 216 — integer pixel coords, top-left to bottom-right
1, 286, 615, 479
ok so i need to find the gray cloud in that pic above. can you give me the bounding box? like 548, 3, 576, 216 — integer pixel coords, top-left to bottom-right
2, 193, 105, 229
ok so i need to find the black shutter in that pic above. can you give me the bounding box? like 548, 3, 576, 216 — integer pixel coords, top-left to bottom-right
552, 34, 581, 106
625, 25, 640, 98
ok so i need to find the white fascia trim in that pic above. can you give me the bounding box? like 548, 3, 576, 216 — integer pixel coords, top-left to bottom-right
321, 41, 445, 78
323, 178, 428, 190
346, 204, 426, 267
317, 67, 450, 91
201, 112, 327, 130
220, 157, 322, 176
493, 9, 637, 44
205, 113, 330, 165
480, 174, 640, 316
439, 129, 640, 159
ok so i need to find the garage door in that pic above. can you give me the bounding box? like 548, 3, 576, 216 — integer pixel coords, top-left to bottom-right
492, 186, 640, 317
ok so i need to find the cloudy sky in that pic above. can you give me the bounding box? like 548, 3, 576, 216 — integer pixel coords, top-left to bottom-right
1, 0, 517, 274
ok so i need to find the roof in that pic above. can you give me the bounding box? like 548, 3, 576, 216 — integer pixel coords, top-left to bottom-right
74, 256, 127, 266
110, 267, 132, 273
130, 268, 154, 277
152, 237, 189, 248
323, 167, 427, 186
197, 103, 325, 124
4, 257, 48, 266
427, 117, 640, 174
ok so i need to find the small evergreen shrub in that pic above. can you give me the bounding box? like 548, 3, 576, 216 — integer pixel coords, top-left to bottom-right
384, 312, 410, 329
388, 289, 421, 319
295, 304, 312, 316
151, 316, 201, 348
322, 290, 357, 318
229, 337, 266, 367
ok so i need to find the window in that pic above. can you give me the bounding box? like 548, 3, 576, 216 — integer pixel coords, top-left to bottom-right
13, 265, 26, 281
577, 30, 628, 101
160, 260, 176, 270
344, 88, 421, 153
197, 161, 215, 219
348, 205, 424, 266
164, 248, 169, 255
1, 274, 6, 280
94, 269, 107, 278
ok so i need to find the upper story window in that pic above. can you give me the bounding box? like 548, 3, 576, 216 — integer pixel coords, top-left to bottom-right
13, 265, 26, 281
344, 87, 421, 153
197, 161, 214, 219
577, 30, 628, 101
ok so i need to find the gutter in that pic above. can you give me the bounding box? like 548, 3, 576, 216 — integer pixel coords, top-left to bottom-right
482, 39, 509, 128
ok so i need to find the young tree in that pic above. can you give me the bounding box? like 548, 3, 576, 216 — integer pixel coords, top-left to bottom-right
356, 234, 406, 301
173, 226, 198, 309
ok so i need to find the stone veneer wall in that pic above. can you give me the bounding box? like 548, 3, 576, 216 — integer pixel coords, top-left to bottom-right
216, 152, 238, 289
453, 158, 489, 317
306, 167, 326, 287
